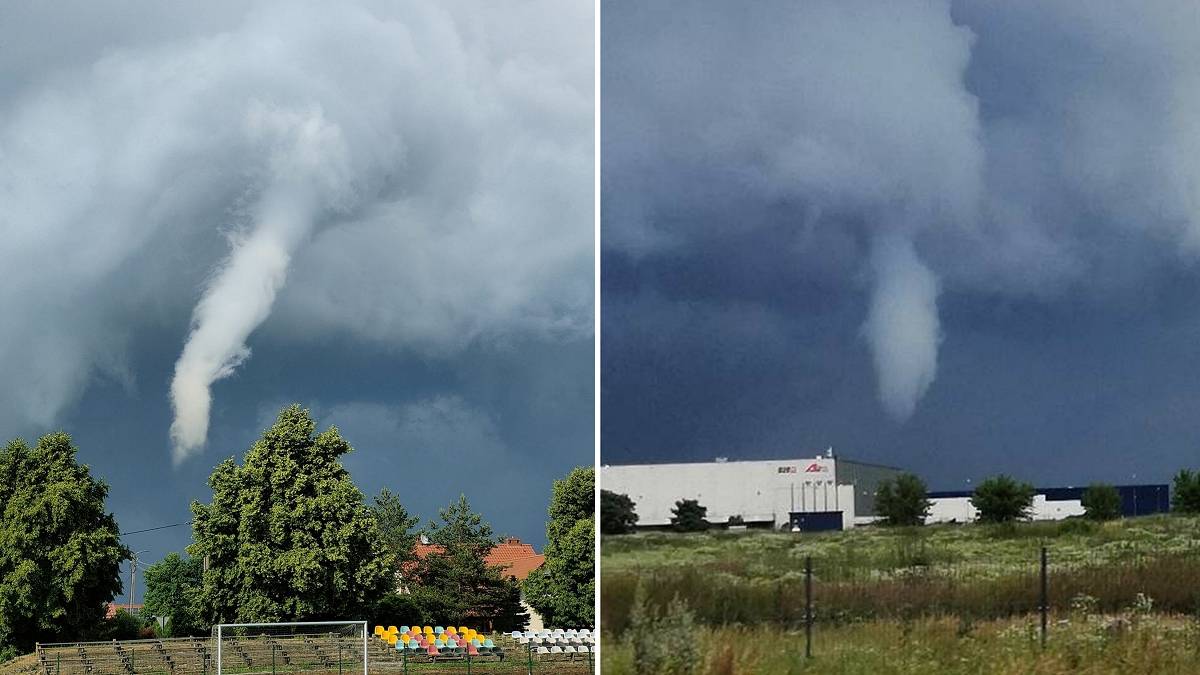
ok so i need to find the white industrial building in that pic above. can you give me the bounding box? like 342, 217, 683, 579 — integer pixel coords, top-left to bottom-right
601, 453, 903, 531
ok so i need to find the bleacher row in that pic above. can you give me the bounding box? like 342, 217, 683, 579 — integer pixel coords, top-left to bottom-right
374, 625, 502, 658
32, 635, 362, 675
509, 629, 596, 656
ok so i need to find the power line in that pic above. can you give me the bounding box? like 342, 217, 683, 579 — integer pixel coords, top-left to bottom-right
120, 521, 192, 536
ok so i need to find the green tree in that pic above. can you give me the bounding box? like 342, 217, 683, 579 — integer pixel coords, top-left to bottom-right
188, 405, 392, 624
670, 499, 708, 532
0, 433, 128, 653
1081, 483, 1122, 521
142, 553, 204, 637
600, 490, 639, 535
1172, 470, 1200, 514
970, 475, 1035, 523
524, 467, 595, 628
875, 473, 933, 527
407, 496, 527, 631
371, 489, 421, 571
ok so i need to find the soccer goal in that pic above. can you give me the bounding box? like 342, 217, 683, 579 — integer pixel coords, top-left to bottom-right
214, 621, 367, 675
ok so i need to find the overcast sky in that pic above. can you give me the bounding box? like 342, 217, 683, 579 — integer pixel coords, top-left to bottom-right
0, 0, 593, 595
602, 1, 1200, 491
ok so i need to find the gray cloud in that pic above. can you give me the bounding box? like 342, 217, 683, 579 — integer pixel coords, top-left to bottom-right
603, 0, 1200, 420
0, 1, 592, 459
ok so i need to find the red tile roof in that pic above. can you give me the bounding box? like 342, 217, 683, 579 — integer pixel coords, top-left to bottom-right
410, 538, 545, 581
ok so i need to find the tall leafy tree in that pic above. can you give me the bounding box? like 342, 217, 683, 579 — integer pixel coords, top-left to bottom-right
970, 475, 1035, 523
141, 553, 204, 637
407, 495, 527, 631
1081, 483, 1122, 521
189, 405, 392, 624
524, 467, 595, 627
601, 490, 639, 535
875, 473, 933, 527
670, 499, 709, 532
0, 433, 128, 653
1172, 470, 1200, 514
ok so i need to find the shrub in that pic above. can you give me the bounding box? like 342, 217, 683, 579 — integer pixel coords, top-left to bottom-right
1081, 483, 1121, 521
628, 583, 698, 675
670, 499, 709, 532
601, 490, 640, 535
971, 475, 1035, 523
1173, 470, 1200, 514
875, 473, 932, 526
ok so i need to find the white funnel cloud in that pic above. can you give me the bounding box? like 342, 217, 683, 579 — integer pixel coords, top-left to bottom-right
863, 233, 941, 420
169, 104, 348, 463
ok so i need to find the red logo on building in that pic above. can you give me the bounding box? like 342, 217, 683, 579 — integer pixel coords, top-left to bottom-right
804, 462, 828, 473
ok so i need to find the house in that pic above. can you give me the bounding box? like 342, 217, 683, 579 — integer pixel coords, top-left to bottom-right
410, 537, 547, 630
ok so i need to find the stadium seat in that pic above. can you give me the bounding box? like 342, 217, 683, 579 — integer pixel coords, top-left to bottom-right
400, 625, 410, 633
483, 639, 495, 649
387, 626, 398, 634
550, 646, 563, 654
537, 647, 550, 654
374, 626, 384, 636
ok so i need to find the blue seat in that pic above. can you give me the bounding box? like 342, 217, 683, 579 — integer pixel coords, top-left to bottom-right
484, 639, 495, 648
434, 626, 444, 634
400, 625, 410, 634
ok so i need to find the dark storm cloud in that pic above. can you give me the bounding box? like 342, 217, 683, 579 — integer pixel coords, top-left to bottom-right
602, 0, 1200, 484
0, 0, 592, 574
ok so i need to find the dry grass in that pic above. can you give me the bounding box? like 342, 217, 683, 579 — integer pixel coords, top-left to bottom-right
602, 613, 1200, 674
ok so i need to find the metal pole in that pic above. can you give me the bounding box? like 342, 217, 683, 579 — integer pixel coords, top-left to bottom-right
338, 644, 343, 675
467, 652, 472, 675
217, 626, 222, 675
527, 642, 533, 675
805, 555, 813, 659
56, 652, 60, 675
272, 643, 276, 675
1040, 546, 1048, 648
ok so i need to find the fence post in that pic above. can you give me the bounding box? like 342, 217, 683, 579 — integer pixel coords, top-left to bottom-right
338, 643, 343, 675
402, 646, 407, 675
805, 555, 813, 659
56, 651, 60, 675
527, 641, 534, 675
1040, 546, 1048, 648
272, 643, 276, 675
467, 651, 472, 675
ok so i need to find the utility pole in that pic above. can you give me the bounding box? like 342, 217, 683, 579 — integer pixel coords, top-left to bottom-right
129, 550, 149, 613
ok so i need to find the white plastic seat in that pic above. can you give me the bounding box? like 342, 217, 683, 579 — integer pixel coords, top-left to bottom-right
550, 646, 563, 654
536, 647, 550, 654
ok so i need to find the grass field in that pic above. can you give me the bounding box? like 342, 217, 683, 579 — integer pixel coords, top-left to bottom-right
601, 515, 1200, 673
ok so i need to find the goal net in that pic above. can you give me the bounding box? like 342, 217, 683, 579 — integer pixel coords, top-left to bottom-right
214, 621, 367, 675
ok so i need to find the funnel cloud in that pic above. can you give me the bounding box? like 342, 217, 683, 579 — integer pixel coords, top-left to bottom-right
863, 234, 941, 421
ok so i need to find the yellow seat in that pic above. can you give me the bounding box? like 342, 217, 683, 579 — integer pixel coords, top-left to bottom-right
387, 635, 398, 646
387, 625, 398, 634
374, 626, 384, 636
400, 634, 409, 643
459, 626, 468, 635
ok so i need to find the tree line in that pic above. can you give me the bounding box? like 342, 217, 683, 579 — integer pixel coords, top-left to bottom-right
600, 469, 1200, 535
0, 405, 594, 659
